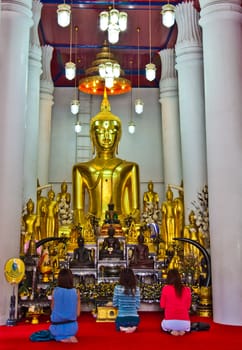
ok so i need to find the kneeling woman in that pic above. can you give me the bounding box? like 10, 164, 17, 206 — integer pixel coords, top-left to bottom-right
112, 268, 140, 333
49, 268, 81, 343
160, 268, 191, 336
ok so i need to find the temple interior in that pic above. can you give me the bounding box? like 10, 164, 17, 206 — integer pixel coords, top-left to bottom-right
0, 0, 241, 327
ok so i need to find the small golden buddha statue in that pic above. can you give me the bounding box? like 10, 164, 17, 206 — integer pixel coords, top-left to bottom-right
161, 186, 176, 250
82, 217, 96, 244
72, 89, 140, 225
143, 180, 159, 212
126, 221, 139, 244
22, 198, 37, 254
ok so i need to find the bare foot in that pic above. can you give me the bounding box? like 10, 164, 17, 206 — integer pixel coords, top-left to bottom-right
170, 330, 180, 336
125, 326, 137, 333
179, 331, 185, 336
60, 336, 78, 343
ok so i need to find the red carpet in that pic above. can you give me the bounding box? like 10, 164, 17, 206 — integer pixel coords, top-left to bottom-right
0, 312, 241, 350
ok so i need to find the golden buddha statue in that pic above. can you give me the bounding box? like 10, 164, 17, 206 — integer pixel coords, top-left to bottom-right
173, 183, 184, 239
56, 181, 71, 206
82, 216, 96, 244
43, 189, 59, 238
72, 90, 140, 225
126, 221, 139, 244
183, 210, 200, 258
161, 186, 176, 249
22, 199, 37, 254
143, 180, 159, 212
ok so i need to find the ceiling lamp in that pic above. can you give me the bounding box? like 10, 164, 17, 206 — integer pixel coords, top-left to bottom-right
99, 1, 128, 44
135, 27, 144, 115
65, 18, 76, 80
74, 117, 82, 133
145, 0, 156, 82
128, 60, 135, 134
71, 99, 80, 115
161, 1, 176, 28
57, 1, 71, 28
135, 98, 144, 114
99, 61, 120, 89
79, 41, 131, 96
128, 121, 136, 134
70, 26, 80, 115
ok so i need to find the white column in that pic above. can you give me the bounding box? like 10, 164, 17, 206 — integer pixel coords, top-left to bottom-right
0, 0, 33, 325
175, 2, 207, 222
159, 48, 182, 194
38, 45, 54, 186
199, 0, 242, 325
23, 0, 43, 205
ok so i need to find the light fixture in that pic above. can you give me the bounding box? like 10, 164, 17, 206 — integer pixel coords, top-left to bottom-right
65, 16, 76, 80
57, 1, 71, 28
161, 1, 176, 28
135, 27, 144, 114
145, 0, 156, 82
75, 117, 82, 133
128, 60, 135, 134
128, 121, 136, 134
99, 1, 128, 44
79, 41, 131, 96
70, 26, 80, 115
99, 59, 120, 89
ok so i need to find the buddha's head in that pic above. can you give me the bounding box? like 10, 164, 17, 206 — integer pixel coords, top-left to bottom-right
27, 198, 34, 213
90, 90, 122, 155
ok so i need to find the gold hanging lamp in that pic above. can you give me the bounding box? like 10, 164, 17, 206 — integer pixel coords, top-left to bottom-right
79, 41, 131, 96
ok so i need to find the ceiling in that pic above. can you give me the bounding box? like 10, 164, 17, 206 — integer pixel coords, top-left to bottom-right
39, 1, 201, 91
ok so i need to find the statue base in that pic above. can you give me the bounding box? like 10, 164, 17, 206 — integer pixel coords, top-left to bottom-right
100, 224, 123, 236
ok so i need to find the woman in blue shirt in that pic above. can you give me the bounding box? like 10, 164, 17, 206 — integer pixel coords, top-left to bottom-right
112, 268, 140, 333
49, 268, 81, 343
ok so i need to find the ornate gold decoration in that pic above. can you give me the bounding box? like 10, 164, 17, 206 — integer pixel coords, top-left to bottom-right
4, 258, 25, 284
79, 41, 131, 95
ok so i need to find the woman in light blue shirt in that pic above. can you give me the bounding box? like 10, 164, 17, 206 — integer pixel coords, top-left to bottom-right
112, 268, 140, 333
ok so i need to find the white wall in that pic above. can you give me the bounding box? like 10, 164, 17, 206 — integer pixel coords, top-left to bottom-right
49, 87, 165, 207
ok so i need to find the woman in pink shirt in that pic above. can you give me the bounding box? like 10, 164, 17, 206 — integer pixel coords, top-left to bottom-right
160, 268, 191, 336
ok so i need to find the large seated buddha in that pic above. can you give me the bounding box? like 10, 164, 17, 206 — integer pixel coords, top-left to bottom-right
72, 90, 140, 226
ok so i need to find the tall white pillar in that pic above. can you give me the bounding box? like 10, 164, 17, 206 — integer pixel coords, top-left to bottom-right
0, 0, 33, 325
199, 0, 242, 325
38, 45, 54, 186
23, 0, 43, 205
175, 2, 207, 222
159, 48, 182, 194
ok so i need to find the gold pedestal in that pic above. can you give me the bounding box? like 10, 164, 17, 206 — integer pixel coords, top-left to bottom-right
96, 306, 118, 322
101, 224, 123, 236
197, 286, 213, 317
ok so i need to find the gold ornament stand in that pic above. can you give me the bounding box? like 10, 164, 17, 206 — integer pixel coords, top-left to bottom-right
4, 258, 25, 326
197, 286, 213, 317
95, 306, 118, 322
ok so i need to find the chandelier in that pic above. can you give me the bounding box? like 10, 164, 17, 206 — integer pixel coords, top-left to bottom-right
99, 1, 128, 44
79, 41, 131, 96
161, 1, 176, 28
57, 1, 71, 28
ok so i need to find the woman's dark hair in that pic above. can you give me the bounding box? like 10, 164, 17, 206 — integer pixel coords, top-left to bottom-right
57, 268, 74, 289
166, 268, 183, 297
119, 268, 137, 296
